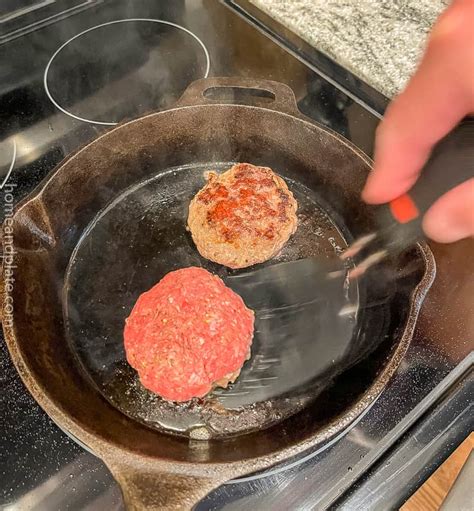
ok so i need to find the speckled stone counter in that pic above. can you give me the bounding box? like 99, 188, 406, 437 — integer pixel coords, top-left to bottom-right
250, 0, 448, 97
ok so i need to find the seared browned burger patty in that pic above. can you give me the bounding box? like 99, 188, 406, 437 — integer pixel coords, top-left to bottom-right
188, 163, 298, 269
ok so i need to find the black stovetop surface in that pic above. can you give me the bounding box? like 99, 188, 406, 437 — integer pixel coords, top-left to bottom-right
1, 1, 472, 510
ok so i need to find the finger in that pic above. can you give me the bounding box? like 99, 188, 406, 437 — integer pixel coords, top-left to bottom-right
423, 179, 474, 243
362, 1, 474, 204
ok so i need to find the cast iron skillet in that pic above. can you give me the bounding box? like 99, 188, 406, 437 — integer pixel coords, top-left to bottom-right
1, 78, 435, 510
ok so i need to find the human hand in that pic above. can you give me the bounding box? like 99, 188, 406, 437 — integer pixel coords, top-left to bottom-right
362, 0, 474, 243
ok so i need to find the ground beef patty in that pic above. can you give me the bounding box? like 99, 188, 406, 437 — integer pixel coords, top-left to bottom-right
124, 267, 254, 402
188, 163, 298, 269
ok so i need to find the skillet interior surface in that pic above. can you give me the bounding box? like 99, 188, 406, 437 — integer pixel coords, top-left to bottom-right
63, 160, 360, 439
5, 94, 432, 465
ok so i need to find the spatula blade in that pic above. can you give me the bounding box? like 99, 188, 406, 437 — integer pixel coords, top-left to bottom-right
216, 257, 358, 408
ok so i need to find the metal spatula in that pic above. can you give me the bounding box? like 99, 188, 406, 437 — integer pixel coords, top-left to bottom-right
217, 119, 473, 408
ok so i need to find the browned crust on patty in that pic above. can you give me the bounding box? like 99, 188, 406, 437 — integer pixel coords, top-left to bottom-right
187, 163, 298, 269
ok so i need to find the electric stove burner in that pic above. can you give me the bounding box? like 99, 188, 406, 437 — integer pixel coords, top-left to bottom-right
0, 138, 16, 188
44, 18, 211, 125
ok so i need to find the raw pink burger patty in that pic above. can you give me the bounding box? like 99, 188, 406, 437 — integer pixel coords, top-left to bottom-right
124, 267, 254, 402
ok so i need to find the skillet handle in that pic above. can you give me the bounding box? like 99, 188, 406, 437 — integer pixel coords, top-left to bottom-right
175, 76, 301, 116
105, 460, 226, 511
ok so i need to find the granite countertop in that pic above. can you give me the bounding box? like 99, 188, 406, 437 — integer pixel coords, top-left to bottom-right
250, 0, 448, 97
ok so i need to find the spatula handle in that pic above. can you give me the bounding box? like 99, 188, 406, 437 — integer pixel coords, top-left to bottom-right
376, 117, 474, 252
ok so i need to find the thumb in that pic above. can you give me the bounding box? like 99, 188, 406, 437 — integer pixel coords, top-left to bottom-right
423, 179, 474, 243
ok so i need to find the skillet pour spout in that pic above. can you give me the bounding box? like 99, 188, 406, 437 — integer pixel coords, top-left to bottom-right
1, 77, 435, 510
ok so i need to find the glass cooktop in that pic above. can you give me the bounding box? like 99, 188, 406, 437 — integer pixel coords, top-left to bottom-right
1, 1, 472, 510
